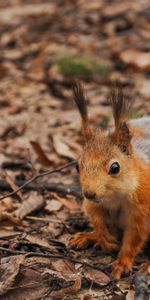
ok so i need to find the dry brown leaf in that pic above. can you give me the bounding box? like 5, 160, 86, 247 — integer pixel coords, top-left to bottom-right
1, 257, 50, 300
0, 255, 24, 295
119, 49, 150, 71
82, 295, 93, 300
30, 140, 52, 167
51, 193, 81, 212
58, 197, 81, 211
0, 228, 21, 238
24, 233, 56, 252
51, 275, 81, 298
0, 197, 15, 213
84, 267, 110, 287
5, 172, 24, 202
110, 295, 126, 300
0, 3, 56, 25
29, 51, 46, 81
102, 2, 132, 18
45, 199, 62, 213
0, 212, 25, 226
49, 259, 75, 280
44, 260, 80, 298
64, 138, 82, 157
47, 221, 63, 238
14, 192, 44, 219
126, 290, 134, 300
52, 134, 76, 159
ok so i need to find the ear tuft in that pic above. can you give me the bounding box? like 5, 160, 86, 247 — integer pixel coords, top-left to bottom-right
110, 89, 132, 155
110, 88, 131, 131
71, 78, 88, 122
71, 79, 93, 140
118, 122, 132, 155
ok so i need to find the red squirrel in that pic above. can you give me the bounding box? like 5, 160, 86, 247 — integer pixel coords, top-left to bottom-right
69, 80, 150, 280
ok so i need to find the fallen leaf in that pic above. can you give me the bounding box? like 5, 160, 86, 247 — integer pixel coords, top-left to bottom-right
110, 295, 126, 300
5, 172, 24, 202
51, 275, 81, 298
44, 260, 80, 298
82, 295, 93, 300
51, 192, 81, 211
0, 3, 55, 25
0, 212, 25, 226
0, 256, 50, 300
84, 267, 110, 287
24, 233, 56, 252
0, 255, 24, 295
30, 140, 52, 166
59, 196, 81, 211
45, 199, 62, 212
0, 197, 15, 213
14, 192, 44, 219
102, 2, 132, 19
51, 259, 75, 280
0, 228, 21, 238
119, 49, 150, 71
52, 134, 76, 159
126, 290, 134, 300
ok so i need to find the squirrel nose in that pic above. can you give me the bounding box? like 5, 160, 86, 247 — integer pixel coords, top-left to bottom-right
84, 192, 96, 200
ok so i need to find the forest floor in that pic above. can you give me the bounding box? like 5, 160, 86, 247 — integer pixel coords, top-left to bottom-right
0, 0, 150, 299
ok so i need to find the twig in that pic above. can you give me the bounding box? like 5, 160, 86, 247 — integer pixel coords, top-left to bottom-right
0, 160, 77, 201
2, 161, 31, 171
25, 216, 63, 223
0, 181, 81, 197
0, 246, 111, 279
25, 216, 70, 232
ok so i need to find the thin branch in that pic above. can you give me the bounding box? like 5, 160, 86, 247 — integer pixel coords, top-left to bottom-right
0, 246, 111, 279
0, 160, 76, 201
0, 180, 81, 197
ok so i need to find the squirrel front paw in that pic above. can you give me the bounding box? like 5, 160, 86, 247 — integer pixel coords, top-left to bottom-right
69, 232, 96, 249
69, 231, 119, 252
112, 255, 133, 280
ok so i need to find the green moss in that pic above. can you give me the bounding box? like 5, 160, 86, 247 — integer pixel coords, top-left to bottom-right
129, 111, 143, 119
56, 54, 110, 78
101, 115, 110, 127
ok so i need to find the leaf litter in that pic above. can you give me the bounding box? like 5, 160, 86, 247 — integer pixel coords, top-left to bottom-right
0, 0, 149, 299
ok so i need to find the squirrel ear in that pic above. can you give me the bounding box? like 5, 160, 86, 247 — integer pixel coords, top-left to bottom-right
110, 89, 132, 155
71, 79, 93, 141
117, 121, 132, 155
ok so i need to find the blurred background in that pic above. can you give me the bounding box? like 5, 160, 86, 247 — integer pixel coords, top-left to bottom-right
0, 0, 149, 168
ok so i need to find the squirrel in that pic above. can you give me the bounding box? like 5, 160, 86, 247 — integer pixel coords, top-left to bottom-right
69, 80, 150, 280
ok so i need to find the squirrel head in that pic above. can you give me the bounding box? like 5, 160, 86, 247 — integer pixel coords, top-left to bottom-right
72, 80, 137, 204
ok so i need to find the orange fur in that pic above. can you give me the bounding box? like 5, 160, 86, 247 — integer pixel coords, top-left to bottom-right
69, 80, 150, 280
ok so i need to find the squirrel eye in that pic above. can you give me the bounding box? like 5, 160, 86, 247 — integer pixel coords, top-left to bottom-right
109, 162, 120, 175
75, 163, 80, 173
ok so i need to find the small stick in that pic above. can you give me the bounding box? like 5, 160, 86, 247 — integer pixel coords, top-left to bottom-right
0, 181, 81, 197
25, 216, 62, 223
0, 246, 111, 278
0, 160, 76, 201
